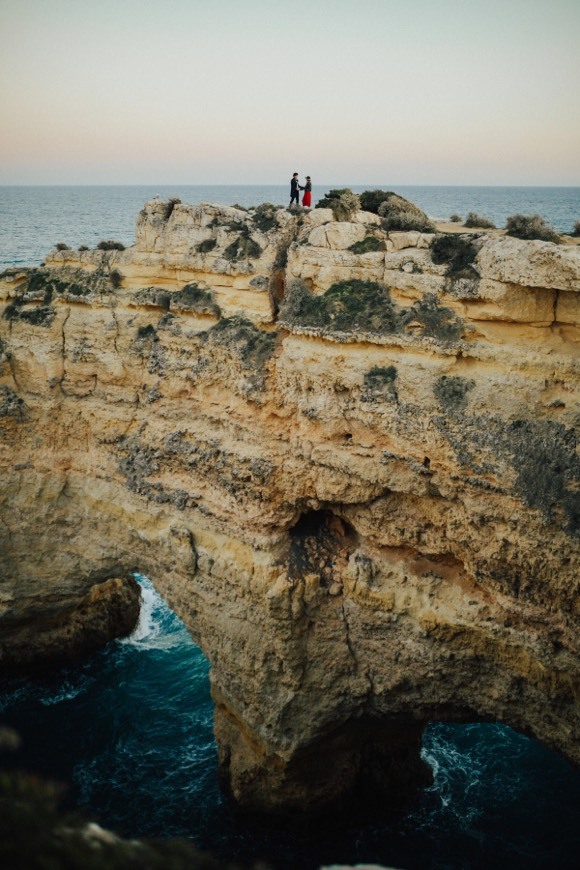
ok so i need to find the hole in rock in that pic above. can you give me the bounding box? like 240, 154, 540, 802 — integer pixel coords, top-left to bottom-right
288, 509, 358, 583
289, 509, 357, 542
0, 575, 217, 843
0, 575, 579, 868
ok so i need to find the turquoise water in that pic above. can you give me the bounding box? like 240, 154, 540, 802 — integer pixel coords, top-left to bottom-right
0, 184, 579, 268
1, 578, 579, 870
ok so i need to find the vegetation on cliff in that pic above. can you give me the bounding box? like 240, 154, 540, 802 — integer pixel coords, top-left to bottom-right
505, 214, 561, 243
464, 212, 496, 229
315, 189, 361, 221
251, 203, 279, 233
0, 385, 26, 421
356, 190, 435, 232
362, 365, 398, 402
1, 267, 120, 320
170, 283, 221, 316
222, 224, 262, 261
199, 316, 277, 372
430, 234, 480, 278
279, 278, 464, 343
348, 235, 384, 254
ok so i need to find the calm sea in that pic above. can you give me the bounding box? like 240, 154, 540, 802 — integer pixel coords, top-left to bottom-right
1, 186, 580, 868
0, 184, 579, 268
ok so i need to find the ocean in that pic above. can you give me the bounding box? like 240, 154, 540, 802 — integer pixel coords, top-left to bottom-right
1, 185, 580, 868
0, 184, 579, 268
1, 578, 579, 870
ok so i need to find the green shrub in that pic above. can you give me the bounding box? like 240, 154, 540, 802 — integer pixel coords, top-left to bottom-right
3, 304, 56, 327
223, 232, 262, 261
280, 279, 398, 333
315, 189, 361, 221
378, 194, 435, 233
163, 197, 181, 220
171, 283, 221, 316
132, 287, 171, 310
136, 324, 157, 340
449, 214, 462, 223
0, 385, 26, 420
109, 268, 123, 288
200, 316, 277, 371
55, 242, 70, 251
400, 293, 464, 342
431, 234, 479, 277
78, 245, 89, 252
464, 212, 496, 229
363, 365, 398, 397
252, 203, 278, 233
570, 220, 580, 237
359, 189, 394, 214
97, 240, 126, 251
505, 214, 560, 243
348, 235, 383, 254
315, 188, 351, 209
197, 238, 217, 253
434, 375, 475, 413
280, 279, 464, 344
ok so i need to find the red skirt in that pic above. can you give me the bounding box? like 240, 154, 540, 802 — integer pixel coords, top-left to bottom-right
302, 190, 312, 207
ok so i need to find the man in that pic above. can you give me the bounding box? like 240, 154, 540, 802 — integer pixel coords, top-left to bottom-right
289, 173, 302, 207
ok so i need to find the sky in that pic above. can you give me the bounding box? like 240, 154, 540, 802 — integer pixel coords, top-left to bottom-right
0, 0, 579, 185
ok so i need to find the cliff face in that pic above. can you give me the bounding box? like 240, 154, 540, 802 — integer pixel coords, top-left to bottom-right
1, 200, 579, 813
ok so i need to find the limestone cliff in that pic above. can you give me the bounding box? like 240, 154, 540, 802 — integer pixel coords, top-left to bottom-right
0, 199, 578, 813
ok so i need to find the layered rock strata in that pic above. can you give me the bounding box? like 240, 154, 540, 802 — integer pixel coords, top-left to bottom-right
1, 199, 579, 813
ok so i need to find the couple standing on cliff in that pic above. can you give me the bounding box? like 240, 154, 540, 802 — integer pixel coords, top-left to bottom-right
290, 173, 312, 208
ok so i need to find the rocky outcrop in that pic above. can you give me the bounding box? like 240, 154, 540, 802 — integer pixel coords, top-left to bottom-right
1, 200, 579, 814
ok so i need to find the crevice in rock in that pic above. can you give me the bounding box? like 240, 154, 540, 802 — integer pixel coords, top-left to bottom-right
287, 509, 358, 585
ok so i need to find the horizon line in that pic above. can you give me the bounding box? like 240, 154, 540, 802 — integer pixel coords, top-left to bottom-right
1, 183, 579, 189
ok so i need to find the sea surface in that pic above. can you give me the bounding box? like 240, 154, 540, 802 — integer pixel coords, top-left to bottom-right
1, 578, 579, 870
1, 186, 580, 868
0, 184, 579, 268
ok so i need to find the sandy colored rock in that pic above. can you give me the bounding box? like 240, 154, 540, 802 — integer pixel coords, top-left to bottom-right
308, 222, 367, 250
476, 236, 580, 290
0, 199, 579, 815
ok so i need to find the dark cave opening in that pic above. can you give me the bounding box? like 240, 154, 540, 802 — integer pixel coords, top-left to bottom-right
287, 509, 358, 583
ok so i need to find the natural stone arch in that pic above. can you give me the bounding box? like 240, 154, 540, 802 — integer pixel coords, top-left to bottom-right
0, 200, 579, 818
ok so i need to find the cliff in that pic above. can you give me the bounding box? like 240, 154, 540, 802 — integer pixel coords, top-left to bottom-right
1, 199, 579, 813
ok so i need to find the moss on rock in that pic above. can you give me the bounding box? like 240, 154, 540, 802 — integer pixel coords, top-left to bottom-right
434, 375, 475, 413
171, 284, 221, 317
348, 235, 384, 254
362, 365, 398, 402
0, 385, 26, 421
200, 317, 277, 373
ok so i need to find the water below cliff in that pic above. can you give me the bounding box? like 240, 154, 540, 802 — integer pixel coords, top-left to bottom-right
1, 577, 579, 870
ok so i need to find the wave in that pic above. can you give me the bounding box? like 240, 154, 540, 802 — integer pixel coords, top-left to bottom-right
118, 575, 188, 652
39, 680, 86, 706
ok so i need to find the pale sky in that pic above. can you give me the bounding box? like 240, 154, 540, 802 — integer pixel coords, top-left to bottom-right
0, 0, 579, 185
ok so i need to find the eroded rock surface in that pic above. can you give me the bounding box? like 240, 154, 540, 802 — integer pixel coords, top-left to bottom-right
1, 200, 579, 813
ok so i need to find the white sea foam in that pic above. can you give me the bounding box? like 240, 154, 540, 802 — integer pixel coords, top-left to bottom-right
40, 681, 85, 706
119, 575, 188, 651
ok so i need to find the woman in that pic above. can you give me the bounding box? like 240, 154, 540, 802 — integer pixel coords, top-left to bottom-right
302, 176, 312, 208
